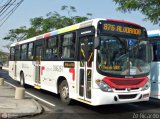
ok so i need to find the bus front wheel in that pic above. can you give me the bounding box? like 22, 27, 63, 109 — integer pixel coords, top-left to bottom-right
59, 80, 72, 105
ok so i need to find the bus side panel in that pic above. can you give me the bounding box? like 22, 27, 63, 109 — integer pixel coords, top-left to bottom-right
40, 61, 77, 99
39, 61, 58, 93
9, 61, 16, 80
16, 61, 20, 81
15, 61, 35, 86
150, 62, 160, 99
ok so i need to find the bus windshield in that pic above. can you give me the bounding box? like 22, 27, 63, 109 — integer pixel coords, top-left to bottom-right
97, 35, 151, 76
149, 39, 160, 61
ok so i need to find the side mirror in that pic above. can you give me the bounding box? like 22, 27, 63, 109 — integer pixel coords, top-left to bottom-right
94, 37, 100, 49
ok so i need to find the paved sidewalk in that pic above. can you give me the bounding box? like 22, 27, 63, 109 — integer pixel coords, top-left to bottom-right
0, 82, 42, 118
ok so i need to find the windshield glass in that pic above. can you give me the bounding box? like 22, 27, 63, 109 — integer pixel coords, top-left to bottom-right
149, 38, 160, 61
97, 35, 151, 76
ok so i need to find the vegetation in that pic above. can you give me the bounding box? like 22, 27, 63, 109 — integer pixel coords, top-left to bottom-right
3, 5, 92, 43
113, 0, 160, 24
2, 5, 92, 64
0, 50, 9, 65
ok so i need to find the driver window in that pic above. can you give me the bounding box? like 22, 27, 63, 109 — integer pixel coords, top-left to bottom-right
98, 36, 123, 66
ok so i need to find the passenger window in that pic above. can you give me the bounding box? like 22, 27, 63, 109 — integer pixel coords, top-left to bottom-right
28, 43, 33, 60
49, 37, 58, 59
43, 37, 58, 60
20, 44, 27, 60
15, 47, 20, 61
61, 33, 75, 59
153, 42, 160, 61
10, 47, 15, 61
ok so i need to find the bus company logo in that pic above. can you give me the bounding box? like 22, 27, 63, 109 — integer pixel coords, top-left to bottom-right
127, 88, 131, 91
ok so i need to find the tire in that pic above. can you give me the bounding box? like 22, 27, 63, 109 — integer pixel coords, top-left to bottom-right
20, 72, 25, 87
59, 80, 72, 105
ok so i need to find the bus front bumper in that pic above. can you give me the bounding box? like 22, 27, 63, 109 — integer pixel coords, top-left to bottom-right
91, 88, 150, 106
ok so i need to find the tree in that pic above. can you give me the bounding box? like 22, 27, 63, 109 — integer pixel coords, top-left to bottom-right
112, 0, 160, 24
3, 5, 93, 47
61, 5, 76, 18
0, 50, 9, 64
61, 5, 92, 24
3, 26, 27, 42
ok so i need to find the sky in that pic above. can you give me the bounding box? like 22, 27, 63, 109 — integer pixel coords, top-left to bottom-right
0, 0, 159, 52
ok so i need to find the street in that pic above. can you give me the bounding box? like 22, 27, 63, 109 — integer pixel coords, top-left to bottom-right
1, 69, 160, 119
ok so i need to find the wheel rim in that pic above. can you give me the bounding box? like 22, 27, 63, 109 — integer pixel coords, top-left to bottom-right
61, 85, 69, 99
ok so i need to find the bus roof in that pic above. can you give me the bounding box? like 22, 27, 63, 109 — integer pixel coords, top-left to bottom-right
147, 29, 160, 37
106, 19, 141, 27
10, 18, 101, 47
10, 18, 143, 47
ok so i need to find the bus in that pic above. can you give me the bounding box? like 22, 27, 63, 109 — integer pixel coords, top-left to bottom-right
148, 30, 160, 99
9, 18, 152, 105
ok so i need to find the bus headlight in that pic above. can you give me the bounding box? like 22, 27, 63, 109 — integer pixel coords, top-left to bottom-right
96, 79, 113, 92
142, 81, 150, 91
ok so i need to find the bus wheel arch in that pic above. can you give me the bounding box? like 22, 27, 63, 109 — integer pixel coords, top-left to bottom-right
20, 71, 25, 87
57, 76, 72, 104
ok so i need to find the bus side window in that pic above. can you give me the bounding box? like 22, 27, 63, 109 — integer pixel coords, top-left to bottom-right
49, 37, 58, 60
10, 47, 15, 61
44, 48, 52, 60
15, 47, 20, 61
61, 33, 75, 59
156, 43, 160, 61
43, 37, 58, 60
28, 43, 34, 60
20, 44, 27, 60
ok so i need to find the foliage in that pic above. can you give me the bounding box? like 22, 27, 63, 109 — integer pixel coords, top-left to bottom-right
3, 6, 92, 44
3, 26, 27, 42
113, 0, 160, 24
0, 50, 9, 64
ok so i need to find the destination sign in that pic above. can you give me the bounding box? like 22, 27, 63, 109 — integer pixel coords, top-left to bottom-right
98, 21, 146, 38
103, 23, 141, 35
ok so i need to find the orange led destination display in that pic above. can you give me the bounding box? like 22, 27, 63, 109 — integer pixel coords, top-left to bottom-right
103, 23, 141, 35
98, 21, 145, 37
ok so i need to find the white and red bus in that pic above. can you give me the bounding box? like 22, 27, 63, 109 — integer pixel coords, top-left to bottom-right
9, 18, 152, 105
148, 30, 160, 99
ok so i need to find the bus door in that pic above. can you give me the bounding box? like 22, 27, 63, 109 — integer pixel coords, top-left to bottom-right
150, 41, 160, 98
78, 36, 94, 102
34, 42, 43, 88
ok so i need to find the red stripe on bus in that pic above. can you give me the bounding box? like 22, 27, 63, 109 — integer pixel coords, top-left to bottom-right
106, 19, 141, 27
43, 33, 51, 38
102, 76, 148, 89
69, 68, 75, 81
41, 66, 45, 75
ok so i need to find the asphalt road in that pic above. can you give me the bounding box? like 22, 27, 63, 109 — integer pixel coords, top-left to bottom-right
1, 69, 160, 119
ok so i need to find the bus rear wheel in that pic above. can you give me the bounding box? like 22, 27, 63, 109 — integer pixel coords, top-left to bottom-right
59, 80, 72, 105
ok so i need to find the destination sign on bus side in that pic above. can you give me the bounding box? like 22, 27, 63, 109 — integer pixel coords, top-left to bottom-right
103, 23, 142, 35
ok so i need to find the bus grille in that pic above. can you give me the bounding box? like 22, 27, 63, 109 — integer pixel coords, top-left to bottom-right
118, 94, 137, 99
114, 88, 139, 91
103, 77, 148, 89
111, 79, 143, 85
